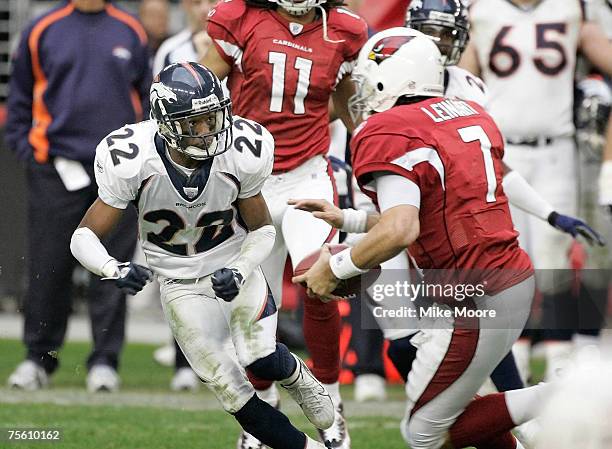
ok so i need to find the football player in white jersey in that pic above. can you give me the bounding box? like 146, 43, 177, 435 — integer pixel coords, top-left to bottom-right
151, 0, 220, 393
460, 0, 612, 382
70, 62, 332, 449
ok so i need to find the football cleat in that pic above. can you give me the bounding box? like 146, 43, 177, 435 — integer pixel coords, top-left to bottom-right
86, 365, 120, 393
280, 354, 334, 430
7, 360, 49, 391
318, 404, 351, 449
170, 367, 200, 392
236, 431, 265, 449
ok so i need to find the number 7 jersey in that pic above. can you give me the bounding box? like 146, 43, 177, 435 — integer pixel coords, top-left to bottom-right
94, 117, 274, 279
350, 98, 533, 291
207, 0, 368, 172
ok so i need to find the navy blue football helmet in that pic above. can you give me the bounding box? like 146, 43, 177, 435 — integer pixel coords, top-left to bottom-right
405, 0, 470, 66
150, 62, 232, 160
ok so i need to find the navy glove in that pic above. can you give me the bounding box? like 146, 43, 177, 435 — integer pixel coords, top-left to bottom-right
106, 262, 153, 295
211, 268, 245, 302
548, 212, 606, 246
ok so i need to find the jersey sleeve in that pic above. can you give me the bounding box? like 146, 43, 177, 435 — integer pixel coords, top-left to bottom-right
351, 117, 442, 194
94, 131, 142, 209
207, 0, 248, 69
331, 8, 369, 84
236, 123, 275, 199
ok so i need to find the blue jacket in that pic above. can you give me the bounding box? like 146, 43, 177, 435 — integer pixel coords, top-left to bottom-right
6, 1, 152, 163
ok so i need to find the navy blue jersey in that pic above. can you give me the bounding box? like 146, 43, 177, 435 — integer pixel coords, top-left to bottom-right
6, 1, 152, 163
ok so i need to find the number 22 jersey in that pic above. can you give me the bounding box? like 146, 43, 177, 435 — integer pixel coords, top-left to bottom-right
207, 0, 368, 172
94, 117, 274, 279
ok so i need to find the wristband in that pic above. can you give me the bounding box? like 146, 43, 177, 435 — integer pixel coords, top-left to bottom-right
341, 208, 368, 233
329, 247, 368, 280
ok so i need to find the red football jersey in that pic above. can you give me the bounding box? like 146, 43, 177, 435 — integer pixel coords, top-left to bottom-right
208, 1, 368, 172
351, 98, 533, 293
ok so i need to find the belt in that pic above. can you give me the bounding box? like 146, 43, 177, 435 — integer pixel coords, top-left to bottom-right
505, 136, 555, 147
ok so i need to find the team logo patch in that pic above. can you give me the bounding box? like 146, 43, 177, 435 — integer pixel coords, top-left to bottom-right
289, 22, 303, 36
368, 36, 415, 64
112, 46, 132, 61
150, 83, 178, 104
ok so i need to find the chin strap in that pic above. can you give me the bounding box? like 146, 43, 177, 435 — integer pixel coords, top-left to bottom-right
315, 5, 345, 43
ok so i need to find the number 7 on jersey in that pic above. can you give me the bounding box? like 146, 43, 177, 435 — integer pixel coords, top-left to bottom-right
458, 125, 497, 203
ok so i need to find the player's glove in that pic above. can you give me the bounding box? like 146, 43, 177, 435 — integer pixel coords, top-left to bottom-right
548, 212, 606, 247
211, 268, 245, 302
103, 262, 153, 295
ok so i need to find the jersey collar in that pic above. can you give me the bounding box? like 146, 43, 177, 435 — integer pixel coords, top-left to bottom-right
155, 133, 214, 203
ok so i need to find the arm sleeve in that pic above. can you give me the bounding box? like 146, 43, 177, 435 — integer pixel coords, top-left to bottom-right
374, 174, 421, 211
5, 26, 35, 161
94, 141, 139, 209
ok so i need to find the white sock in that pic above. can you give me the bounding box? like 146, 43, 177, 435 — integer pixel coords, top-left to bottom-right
255, 383, 279, 406
505, 383, 552, 425
514, 438, 526, 449
323, 381, 341, 406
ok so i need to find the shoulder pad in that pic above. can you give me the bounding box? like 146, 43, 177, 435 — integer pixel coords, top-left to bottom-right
328, 8, 369, 38
96, 123, 150, 180
231, 116, 274, 177
208, 0, 248, 24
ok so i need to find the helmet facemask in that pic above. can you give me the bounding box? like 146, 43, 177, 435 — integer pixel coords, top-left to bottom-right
158, 99, 233, 160
410, 20, 469, 66
270, 0, 327, 16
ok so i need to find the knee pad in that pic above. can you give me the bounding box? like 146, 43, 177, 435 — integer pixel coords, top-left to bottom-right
246, 343, 296, 381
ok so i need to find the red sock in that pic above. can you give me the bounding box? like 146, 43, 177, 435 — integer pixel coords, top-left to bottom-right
449, 393, 516, 448
476, 432, 517, 449
302, 291, 341, 384
247, 370, 274, 391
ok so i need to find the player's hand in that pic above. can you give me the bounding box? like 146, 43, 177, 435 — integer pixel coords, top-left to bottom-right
103, 262, 153, 295
548, 212, 606, 246
288, 198, 344, 229
292, 245, 340, 302
211, 268, 245, 302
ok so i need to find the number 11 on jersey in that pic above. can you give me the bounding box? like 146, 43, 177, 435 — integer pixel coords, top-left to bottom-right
268, 51, 313, 114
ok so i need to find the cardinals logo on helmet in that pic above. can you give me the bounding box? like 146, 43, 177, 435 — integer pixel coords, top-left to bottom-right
368, 36, 415, 64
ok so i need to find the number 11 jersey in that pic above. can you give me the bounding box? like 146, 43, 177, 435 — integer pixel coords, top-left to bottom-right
207, 0, 367, 172
94, 117, 274, 279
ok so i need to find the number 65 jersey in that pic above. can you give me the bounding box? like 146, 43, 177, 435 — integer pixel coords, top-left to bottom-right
94, 116, 274, 279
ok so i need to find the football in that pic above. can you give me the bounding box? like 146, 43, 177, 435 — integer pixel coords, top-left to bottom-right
294, 244, 363, 299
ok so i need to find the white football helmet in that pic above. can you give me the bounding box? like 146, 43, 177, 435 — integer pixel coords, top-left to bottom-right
269, 0, 327, 16
349, 27, 444, 121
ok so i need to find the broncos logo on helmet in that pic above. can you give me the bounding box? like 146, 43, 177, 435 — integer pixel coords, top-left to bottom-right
368, 36, 416, 64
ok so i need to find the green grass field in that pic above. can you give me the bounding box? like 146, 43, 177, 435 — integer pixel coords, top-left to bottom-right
0, 339, 545, 449
0, 339, 405, 449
